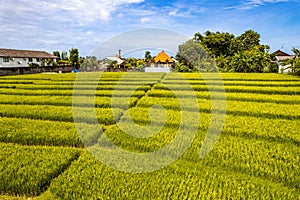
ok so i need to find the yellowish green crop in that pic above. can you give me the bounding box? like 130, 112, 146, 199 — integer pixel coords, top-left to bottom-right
0, 72, 299, 199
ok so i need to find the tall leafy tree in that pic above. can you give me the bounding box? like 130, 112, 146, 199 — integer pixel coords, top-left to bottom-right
53, 51, 61, 61
194, 29, 271, 73
81, 56, 98, 70
176, 39, 216, 72
194, 31, 235, 57
144, 51, 152, 62
125, 58, 137, 69
229, 46, 271, 73
137, 60, 145, 67
283, 47, 300, 75
234, 30, 261, 52
69, 48, 80, 68
61, 51, 68, 60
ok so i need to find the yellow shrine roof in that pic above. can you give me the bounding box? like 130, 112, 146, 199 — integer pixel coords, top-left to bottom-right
154, 51, 174, 63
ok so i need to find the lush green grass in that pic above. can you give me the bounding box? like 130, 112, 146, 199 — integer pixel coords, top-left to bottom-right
0, 143, 81, 196
49, 152, 299, 200
0, 72, 299, 199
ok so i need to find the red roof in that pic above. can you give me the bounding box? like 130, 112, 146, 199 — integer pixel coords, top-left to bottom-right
0, 48, 57, 58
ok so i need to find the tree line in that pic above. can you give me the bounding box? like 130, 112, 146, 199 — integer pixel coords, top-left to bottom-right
52, 48, 80, 68
52, 30, 300, 75
176, 30, 273, 73
176, 30, 299, 75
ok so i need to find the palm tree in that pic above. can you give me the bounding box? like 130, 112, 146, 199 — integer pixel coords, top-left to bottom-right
284, 47, 300, 75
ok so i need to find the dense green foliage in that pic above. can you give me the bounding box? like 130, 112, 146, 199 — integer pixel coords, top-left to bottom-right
194, 31, 235, 57
192, 30, 273, 72
283, 47, 300, 75
0, 72, 299, 199
176, 39, 215, 72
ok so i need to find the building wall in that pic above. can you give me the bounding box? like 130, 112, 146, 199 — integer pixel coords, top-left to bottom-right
0, 57, 48, 68
278, 63, 292, 74
0, 66, 75, 76
150, 63, 173, 68
145, 66, 172, 73
275, 60, 291, 74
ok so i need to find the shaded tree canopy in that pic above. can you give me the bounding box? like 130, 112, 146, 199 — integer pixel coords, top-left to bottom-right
176, 39, 216, 72
61, 51, 68, 60
125, 58, 137, 68
53, 51, 61, 60
69, 48, 80, 68
235, 30, 261, 52
144, 51, 152, 62
193, 30, 272, 73
194, 31, 235, 57
80, 56, 99, 70
228, 46, 271, 73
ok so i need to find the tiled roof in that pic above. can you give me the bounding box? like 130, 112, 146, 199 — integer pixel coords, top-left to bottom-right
0, 48, 57, 58
272, 50, 291, 56
154, 51, 174, 63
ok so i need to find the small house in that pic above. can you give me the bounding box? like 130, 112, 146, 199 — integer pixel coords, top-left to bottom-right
0, 48, 57, 68
272, 50, 295, 73
101, 56, 126, 72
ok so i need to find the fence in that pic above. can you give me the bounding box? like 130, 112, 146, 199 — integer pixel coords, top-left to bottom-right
0, 66, 75, 76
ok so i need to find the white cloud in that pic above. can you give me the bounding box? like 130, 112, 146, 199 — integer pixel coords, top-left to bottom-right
140, 17, 150, 23
86, 31, 93, 35
69, 0, 144, 21
123, 8, 156, 16
118, 13, 125, 18
166, 4, 204, 18
1, 0, 144, 23
168, 9, 179, 16
41, 0, 85, 11
0, 0, 146, 55
226, 0, 291, 9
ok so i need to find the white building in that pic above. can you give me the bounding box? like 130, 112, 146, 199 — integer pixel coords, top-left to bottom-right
0, 48, 57, 68
273, 50, 295, 73
105, 56, 125, 66
100, 56, 126, 71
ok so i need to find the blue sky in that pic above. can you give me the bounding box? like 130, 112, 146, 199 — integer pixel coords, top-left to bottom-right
0, 0, 299, 58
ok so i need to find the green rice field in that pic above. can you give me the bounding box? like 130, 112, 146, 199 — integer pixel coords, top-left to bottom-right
0, 72, 299, 199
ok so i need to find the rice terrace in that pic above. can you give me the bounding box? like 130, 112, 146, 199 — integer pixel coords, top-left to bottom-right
0, 72, 299, 199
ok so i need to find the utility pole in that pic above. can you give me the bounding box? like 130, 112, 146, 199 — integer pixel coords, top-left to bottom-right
118, 49, 121, 58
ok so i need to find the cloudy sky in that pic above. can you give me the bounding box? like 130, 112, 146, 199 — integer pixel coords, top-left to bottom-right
0, 0, 299, 58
